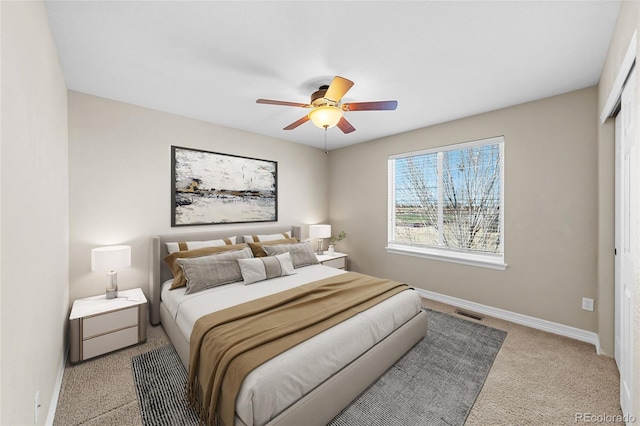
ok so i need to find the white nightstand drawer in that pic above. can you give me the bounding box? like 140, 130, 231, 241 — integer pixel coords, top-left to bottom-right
83, 326, 139, 360
83, 306, 138, 339
322, 257, 346, 269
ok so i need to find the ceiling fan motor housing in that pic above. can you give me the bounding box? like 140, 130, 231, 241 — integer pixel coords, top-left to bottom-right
311, 85, 332, 107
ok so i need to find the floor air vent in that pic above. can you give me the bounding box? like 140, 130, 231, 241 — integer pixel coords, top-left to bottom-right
455, 309, 484, 321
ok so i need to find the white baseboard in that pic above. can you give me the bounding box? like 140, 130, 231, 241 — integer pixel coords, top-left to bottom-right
46, 345, 67, 426
415, 288, 602, 354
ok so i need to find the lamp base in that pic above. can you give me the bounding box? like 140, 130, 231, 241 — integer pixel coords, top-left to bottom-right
316, 238, 324, 255
106, 270, 118, 299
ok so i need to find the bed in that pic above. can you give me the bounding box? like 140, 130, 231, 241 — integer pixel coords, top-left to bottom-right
149, 224, 428, 426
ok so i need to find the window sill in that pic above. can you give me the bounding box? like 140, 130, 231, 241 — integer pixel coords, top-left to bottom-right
385, 245, 507, 270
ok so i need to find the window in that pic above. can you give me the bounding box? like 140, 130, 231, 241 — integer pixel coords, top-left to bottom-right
387, 136, 506, 269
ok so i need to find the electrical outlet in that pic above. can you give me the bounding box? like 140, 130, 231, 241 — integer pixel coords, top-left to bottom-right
582, 297, 594, 312
34, 390, 40, 423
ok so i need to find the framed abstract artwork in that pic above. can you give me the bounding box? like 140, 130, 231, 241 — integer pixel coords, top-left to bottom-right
171, 146, 278, 226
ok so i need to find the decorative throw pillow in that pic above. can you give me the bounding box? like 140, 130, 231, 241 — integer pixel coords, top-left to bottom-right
238, 252, 295, 285
248, 237, 298, 257
263, 242, 319, 268
165, 237, 236, 254
177, 247, 253, 295
164, 243, 248, 290
243, 232, 291, 243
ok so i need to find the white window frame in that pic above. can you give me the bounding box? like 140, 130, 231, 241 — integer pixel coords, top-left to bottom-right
386, 136, 507, 270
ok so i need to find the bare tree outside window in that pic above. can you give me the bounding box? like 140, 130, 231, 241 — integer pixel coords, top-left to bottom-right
394, 154, 439, 246
391, 139, 503, 256
442, 145, 501, 253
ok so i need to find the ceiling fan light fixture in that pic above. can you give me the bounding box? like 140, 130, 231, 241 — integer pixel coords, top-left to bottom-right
308, 105, 343, 129
257, 75, 396, 134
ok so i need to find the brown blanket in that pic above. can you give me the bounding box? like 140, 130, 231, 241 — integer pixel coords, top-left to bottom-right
187, 271, 410, 426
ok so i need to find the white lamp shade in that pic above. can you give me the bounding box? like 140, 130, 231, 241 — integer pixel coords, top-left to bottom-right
91, 245, 131, 272
309, 224, 331, 239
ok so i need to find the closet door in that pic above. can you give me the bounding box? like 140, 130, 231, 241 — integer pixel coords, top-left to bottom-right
615, 66, 635, 419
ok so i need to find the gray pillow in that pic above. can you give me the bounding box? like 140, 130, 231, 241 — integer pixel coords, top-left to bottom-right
176, 247, 253, 294
263, 242, 319, 268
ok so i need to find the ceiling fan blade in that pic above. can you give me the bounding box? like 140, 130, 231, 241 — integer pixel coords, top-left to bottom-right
342, 100, 398, 111
324, 76, 354, 103
257, 99, 310, 108
283, 115, 310, 130
336, 116, 356, 134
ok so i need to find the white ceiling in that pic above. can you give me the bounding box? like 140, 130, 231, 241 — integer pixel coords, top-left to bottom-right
45, 1, 621, 151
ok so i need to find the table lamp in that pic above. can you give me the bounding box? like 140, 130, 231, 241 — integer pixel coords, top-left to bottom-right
309, 224, 331, 255
91, 245, 131, 299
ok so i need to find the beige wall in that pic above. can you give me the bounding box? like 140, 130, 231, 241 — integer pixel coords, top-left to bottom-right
597, 117, 615, 356
596, 0, 639, 417
0, 2, 69, 424
330, 87, 599, 332
68, 92, 329, 302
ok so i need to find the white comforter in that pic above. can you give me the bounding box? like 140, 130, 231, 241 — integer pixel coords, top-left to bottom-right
161, 264, 422, 426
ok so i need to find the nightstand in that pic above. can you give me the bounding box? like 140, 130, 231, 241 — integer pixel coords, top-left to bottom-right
69, 288, 147, 363
316, 251, 348, 270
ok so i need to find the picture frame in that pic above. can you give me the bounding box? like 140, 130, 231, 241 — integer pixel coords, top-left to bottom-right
171, 146, 278, 226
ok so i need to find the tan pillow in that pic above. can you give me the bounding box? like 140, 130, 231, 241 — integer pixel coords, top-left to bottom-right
164, 243, 248, 289
248, 237, 298, 258
243, 232, 292, 243
165, 237, 236, 254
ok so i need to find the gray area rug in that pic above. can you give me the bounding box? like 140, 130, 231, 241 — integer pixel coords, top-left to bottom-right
329, 309, 506, 425
132, 309, 506, 425
131, 344, 199, 426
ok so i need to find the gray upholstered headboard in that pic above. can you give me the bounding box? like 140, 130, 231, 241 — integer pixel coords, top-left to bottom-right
148, 224, 301, 325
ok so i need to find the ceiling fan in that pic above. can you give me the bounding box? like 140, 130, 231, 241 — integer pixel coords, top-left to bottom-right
256, 76, 398, 134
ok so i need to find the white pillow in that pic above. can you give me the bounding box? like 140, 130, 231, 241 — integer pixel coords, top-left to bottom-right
238, 252, 295, 285
166, 236, 237, 254
243, 232, 291, 243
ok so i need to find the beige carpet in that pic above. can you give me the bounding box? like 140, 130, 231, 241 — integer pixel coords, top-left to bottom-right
53, 299, 622, 425
53, 324, 169, 426
423, 299, 622, 425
